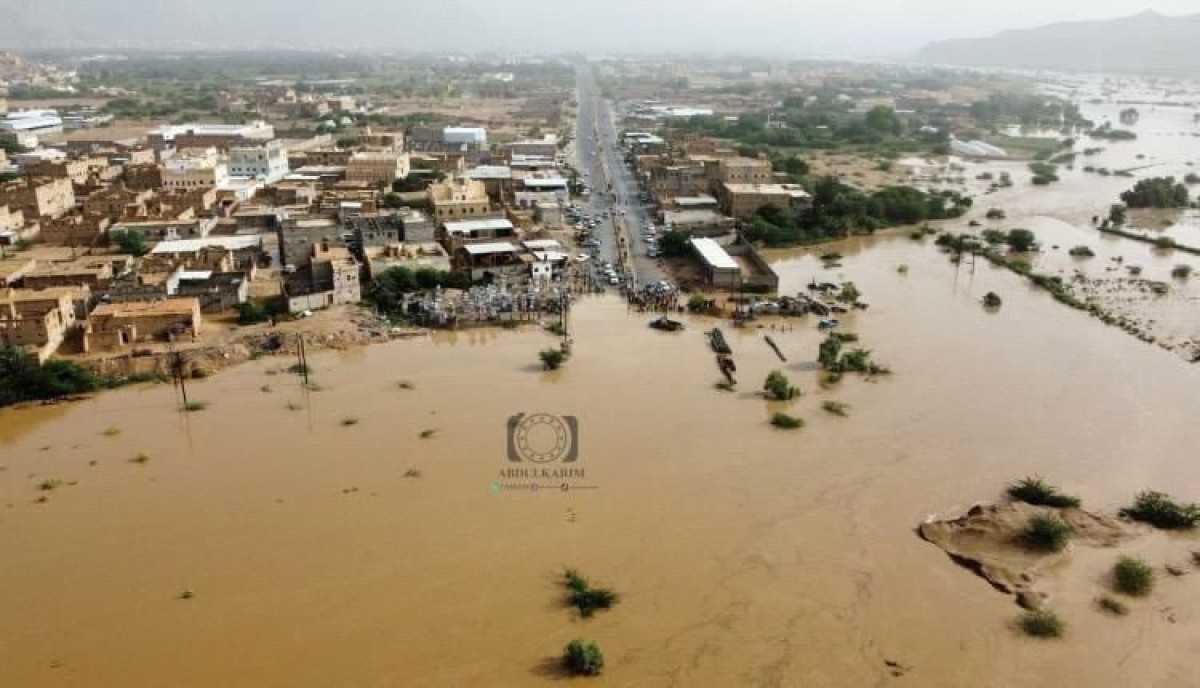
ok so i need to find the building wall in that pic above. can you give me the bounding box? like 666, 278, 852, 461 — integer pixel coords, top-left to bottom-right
0, 204, 24, 232
0, 178, 76, 220
124, 164, 164, 190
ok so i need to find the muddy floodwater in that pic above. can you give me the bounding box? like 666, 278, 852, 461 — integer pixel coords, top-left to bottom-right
4, 231, 1200, 686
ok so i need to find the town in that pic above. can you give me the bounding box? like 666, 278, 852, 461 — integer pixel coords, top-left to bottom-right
4, 8, 1200, 686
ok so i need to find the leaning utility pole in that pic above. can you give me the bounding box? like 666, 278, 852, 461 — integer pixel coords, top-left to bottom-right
168, 336, 189, 409
296, 334, 309, 386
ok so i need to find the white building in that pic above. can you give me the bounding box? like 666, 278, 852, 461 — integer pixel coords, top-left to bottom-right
162, 148, 229, 190
0, 110, 64, 139
444, 127, 488, 146
227, 140, 290, 183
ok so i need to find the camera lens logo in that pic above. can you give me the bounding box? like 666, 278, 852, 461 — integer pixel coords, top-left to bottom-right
507, 413, 579, 463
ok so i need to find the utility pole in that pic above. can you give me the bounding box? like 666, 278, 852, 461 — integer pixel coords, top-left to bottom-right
168, 335, 189, 409
296, 334, 309, 386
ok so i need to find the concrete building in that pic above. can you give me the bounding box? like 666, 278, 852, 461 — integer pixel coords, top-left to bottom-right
663, 209, 737, 237
0, 177, 76, 220
717, 156, 773, 185
85, 298, 203, 351
441, 218, 516, 248
23, 257, 118, 290
162, 148, 229, 190
0, 110, 64, 140
284, 244, 361, 313
0, 204, 24, 234
428, 178, 495, 222
503, 134, 558, 160
359, 128, 404, 152
365, 242, 451, 279
455, 242, 523, 281
346, 151, 410, 186
149, 121, 275, 151
690, 237, 740, 288
718, 183, 813, 220
227, 141, 290, 183
146, 235, 262, 274
443, 127, 487, 146
0, 286, 80, 362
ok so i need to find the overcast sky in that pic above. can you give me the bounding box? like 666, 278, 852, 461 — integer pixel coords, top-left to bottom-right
2, 0, 1197, 56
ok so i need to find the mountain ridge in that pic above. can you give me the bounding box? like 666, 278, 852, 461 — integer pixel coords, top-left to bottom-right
916, 11, 1200, 74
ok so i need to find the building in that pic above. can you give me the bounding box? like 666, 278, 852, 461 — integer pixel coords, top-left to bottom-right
227, 141, 290, 183
0, 204, 24, 234
365, 242, 451, 279
146, 235, 262, 274
442, 218, 516, 248
0, 109, 64, 140
428, 178, 495, 222
503, 134, 558, 161
346, 151, 410, 186
123, 163, 163, 190
277, 217, 344, 269
148, 121, 275, 151
82, 184, 156, 219
162, 148, 229, 190
718, 183, 813, 220
172, 270, 250, 313
690, 237, 740, 288
443, 127, 487, 146
85, 298, 203, 351
663, 209, 737, 237
284, 243, 361, 313
455, 242, 523, 281
0, 286, 81, 362
717, 156, 773, 185
23, 257, 118, 290
359, 128, 404, 152
0, 177, 76, 220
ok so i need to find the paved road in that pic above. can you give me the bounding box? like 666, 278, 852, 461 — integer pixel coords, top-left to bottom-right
572, 63, 666, 288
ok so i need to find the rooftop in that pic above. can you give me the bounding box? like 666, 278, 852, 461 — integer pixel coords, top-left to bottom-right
462, 242, 518, 256
443, 218, 514, 235
150, 236, 261, 254
91, 298, 200, 318
690, 237, 740, 271
522, 239, 562, 251
723, 183, 812, 198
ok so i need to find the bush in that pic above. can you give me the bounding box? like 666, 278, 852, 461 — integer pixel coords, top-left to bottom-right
1006, 229, 1038, 252
1121, 177, 1190, 208
235, 301, 270, 325
1171, 264, 1193, 279
539, 348, 567, 370
1068, 245, 1095, 258
0, 345, 99, 407
986, 208, 1006, 220
1112, 556, 1154, 596
563, 569, 618, 617
822, 401, 848, 416
1019, 609, 1064, 638
1097, 595, 1129, 615
1022, 513, 1074, 551
763, 370, 799, 400
1153, 236, 1176, 250
1007, 477, 1081, 508
983, 292, 1003, 308
1120, 491, 1200, 529
770, 412, 804, 429
110, 228, 149, 256
563, 638, 604, 676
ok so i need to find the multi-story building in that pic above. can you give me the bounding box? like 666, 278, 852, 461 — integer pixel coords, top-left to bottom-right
718, 183, 814, 220
443, 127, 487, 147
428, 178, 494, 222
82, 184, 156, 219
0, 109, 64, 142
0, 286, 79, 362
38, 215, 111, 247
359, 128, 403, 152
0, 177, 76, 220
346, 151, 410, 186
227, 140, 290, 183
716, 156, 773, 185
22, 157, 91, 185
283, 243, 361, 313
162, 148, 229, 190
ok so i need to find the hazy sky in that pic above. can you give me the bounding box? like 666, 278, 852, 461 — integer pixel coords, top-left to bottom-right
2, 0, 1198, 56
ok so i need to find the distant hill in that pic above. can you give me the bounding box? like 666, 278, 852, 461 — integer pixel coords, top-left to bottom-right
916, 11, 1200, 74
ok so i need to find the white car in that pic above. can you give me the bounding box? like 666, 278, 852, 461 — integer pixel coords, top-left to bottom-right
608, 276, 621, 285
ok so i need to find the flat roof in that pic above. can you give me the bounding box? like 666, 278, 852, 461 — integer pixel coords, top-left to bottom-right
722, 183, 812, 198
462, 242, 518, 255
91, 298, 199, 317
150, 236, 261, 254
468, 166, 512, 180
674, 195, 718, 206
522, 178, 568, 188
522, 239, 562, 250
178, 270, 214, 281
690, 237, 739, 271
444, 218, 514, 235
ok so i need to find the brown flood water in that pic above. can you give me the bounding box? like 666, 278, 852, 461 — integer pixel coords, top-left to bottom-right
3, 236, 1200, 687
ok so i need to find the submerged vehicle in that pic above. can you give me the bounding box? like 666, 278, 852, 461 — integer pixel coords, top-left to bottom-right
649, 316, 685, 332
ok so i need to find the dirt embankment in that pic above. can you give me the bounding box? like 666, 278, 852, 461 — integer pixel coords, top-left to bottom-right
919, 502, 1136, 609
81, 306, 429, 381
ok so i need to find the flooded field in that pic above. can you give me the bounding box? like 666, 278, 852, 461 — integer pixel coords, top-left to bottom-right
4, 232, 1200, 685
